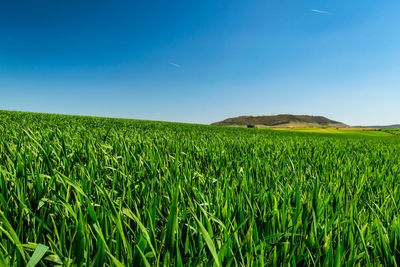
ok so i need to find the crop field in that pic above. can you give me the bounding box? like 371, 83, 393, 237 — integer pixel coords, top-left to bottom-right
383, 129, 400, 137
0, 110, 400, 266
271, 127, 393, 137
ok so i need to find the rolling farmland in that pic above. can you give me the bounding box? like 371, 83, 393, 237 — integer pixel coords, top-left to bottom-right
0, 110, 400, 266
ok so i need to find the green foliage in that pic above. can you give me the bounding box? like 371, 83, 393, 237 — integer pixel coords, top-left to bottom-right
383, 129, 400, 136
0, 110, 399, 266
27, 244, 49, 267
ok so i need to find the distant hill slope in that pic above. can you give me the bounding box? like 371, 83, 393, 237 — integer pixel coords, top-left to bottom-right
355, 124, 400, 129
212, 114, 348, 128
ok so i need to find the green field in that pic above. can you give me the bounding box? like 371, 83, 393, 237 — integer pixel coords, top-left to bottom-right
1, 111, 400, 266
271, 127, 393, 137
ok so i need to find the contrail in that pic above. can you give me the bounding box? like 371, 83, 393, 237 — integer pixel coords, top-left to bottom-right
169, 62, 181, 68
312, 9, 329, 14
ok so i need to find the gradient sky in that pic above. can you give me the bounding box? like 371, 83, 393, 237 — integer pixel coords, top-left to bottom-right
1, 1, 399, 125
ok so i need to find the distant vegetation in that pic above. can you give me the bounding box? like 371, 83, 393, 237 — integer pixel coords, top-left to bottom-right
0, 111, 399, 266
273, 127, 394, 136
383, 128, 400, 136
212, 114, 347, 128
356, 124, 400, 129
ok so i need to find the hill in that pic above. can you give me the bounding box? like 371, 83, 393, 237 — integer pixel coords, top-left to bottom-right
212, 114, 348, 128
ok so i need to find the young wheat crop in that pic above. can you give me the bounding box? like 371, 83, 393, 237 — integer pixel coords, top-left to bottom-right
0, 111, 399, 266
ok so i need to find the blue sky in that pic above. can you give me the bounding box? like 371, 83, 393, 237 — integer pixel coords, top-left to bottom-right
1, 0, 399, 125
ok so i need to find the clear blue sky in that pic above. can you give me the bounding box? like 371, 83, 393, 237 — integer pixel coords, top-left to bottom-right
1, 0, 399, 125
